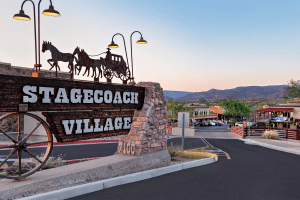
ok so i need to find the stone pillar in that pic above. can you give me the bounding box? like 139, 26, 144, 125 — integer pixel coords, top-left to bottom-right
118, 82, 168, 156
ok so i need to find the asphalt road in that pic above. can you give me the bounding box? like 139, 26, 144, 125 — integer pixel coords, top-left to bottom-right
67, 139, 300, 200
0, 125, 228, 164
0, 142, 120, 165
0, 138, 207, 164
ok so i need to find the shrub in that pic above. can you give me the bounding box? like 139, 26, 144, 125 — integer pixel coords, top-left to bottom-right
32, 154, 66, 169
265, 121, 270, 126
262, 130, 279, 140
167, 142, 182, 161
167, 143, 207, 160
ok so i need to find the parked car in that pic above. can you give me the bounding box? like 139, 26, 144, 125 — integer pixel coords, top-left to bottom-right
210, 121, 216, 126
204, 121, 211, 126
235, 122, 244, 127
214, 122, 222, 126
191, 121, 200, 127
235, 122, 256, 127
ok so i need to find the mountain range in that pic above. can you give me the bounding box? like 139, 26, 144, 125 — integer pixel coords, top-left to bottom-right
163, 85, 286, 102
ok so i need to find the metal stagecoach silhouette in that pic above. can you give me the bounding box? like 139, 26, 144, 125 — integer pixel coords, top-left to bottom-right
42, 41, 131, 83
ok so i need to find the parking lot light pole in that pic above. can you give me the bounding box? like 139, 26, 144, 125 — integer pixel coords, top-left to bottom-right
108, 31, 147, 85
130, 31, 147, 85
14, 0, 60, 75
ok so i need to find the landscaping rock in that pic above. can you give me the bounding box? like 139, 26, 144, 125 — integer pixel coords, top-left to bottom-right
12, 159, 36, 169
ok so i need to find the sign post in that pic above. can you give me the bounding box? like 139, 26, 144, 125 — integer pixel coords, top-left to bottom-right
182, 113, 185, 149
178, 112, 189, 149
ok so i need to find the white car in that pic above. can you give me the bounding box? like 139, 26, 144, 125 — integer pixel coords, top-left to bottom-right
235, 122, 243, 127
235, 122, 255, 127
210, 122, 216, 126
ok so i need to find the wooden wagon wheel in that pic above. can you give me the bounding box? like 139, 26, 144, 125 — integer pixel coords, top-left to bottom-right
104, 68, 114, 80
120, 67, 130, 81
0, 112, 53, 179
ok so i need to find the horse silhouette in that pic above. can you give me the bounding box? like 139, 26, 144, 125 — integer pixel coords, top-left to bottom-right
42, 41, 77, 74
73, 47, 103, 78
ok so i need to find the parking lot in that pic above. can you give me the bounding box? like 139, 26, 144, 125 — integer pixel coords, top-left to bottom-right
193, 124, 238, 138
194, 124, 231, 132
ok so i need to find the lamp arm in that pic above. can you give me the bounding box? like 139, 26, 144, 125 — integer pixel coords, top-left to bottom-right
111, 33, 130, 75
37, 0, 55, 65
20, 0, 38, 65
130, 31, 143, 80
38, 0, 42, 65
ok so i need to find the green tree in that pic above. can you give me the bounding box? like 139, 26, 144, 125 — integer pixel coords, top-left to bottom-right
285, 79, 300, 99
254, 101, 267, 111
219, 99, 252, 120
166, 99, 193, 120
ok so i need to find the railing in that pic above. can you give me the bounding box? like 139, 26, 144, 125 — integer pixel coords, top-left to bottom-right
256, 116, 269, 121
192, 114, 218, 119
244, 126, 300, 140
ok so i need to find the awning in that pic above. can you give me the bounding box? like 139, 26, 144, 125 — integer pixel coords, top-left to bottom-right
257, 108, 293, 112
250, 113, 266, 116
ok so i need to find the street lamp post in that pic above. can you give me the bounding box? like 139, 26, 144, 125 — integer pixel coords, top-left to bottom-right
108, 31, 147, 85
108, 33, 130, 83
14, 0, 60, 76
130, 31, 147, 85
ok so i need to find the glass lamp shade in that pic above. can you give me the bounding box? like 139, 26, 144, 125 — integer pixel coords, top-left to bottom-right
43, 5, 60, 17
137, 37, 147, 44
13, 10, 31, 21
108, 41, 119, 48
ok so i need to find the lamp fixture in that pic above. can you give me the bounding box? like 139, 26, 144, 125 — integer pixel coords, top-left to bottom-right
42, 5, 60, 17
136, 37, 147, 44
108, 41, 119, 48
13, 10, 31, 21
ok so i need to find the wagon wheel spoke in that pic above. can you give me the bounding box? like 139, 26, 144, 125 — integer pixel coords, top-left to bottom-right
18, 151, 22, 176
0, 128, 17, 143
0, 148, 17, 168
0, 144, 17, 149
21, 122, 42, 143
26, 141, 51, 146
23, 149, 42, 163
17, 113, 22, 141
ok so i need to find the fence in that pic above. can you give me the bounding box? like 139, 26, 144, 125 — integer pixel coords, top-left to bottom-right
244, 126, 300, 140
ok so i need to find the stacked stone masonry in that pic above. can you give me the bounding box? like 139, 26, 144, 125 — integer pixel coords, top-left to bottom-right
118, 82, 167, 156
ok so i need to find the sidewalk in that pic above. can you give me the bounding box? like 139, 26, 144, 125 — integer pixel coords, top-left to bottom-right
242, 137, 300, 155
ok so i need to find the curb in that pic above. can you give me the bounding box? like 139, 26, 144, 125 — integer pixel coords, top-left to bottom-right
183, 151, 218, 161
241, 139, 300, 155
18, 157, 216, 200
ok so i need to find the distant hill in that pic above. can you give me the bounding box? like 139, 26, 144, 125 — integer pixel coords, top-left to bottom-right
163, 91, 192, 100
163, 85, 286, 101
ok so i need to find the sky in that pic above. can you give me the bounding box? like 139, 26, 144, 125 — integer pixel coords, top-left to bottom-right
1, 0, 300, 92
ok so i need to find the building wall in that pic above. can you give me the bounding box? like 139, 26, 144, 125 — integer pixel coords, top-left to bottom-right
292, 107, 300, 119
192, 107, 210, 117
209, 106, 219, 114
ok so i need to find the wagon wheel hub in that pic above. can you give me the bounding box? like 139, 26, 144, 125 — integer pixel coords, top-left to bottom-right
16, 141, 28, 150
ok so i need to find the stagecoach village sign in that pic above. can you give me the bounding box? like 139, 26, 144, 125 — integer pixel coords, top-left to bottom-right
0, 74, 168, 156
23, 85, 138, 135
